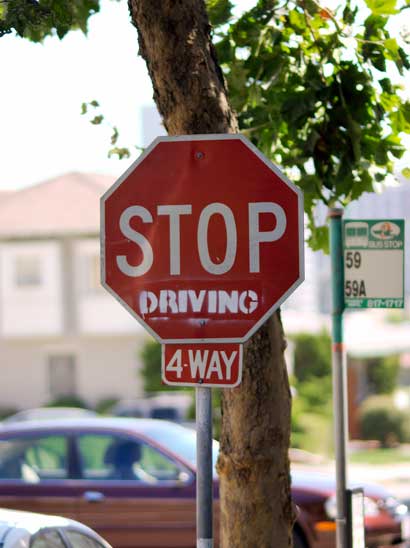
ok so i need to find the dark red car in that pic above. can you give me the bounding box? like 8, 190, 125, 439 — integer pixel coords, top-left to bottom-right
0, 418, 407, 547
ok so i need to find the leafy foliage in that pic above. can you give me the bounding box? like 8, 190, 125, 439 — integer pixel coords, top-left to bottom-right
290, 331, 333, 452
208, 0, 410, 249
140, 339, 165, 393
0, 0, 104, 40
292, 330, 331, 382
81, 100, 137, 160
45, 394, 89, 408
359, 394, 409, 447
366, 354, 400, 394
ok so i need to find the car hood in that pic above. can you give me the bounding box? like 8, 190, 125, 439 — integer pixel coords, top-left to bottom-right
291, 468, 392, 500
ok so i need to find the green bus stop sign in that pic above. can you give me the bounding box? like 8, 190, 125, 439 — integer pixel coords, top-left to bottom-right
343, 219, 405, 309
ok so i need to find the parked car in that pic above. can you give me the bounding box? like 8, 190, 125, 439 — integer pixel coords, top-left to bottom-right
111, 393, 193, 423
2, 407, 97, 424
0, 417, 407, 548
0, 507, 112, 548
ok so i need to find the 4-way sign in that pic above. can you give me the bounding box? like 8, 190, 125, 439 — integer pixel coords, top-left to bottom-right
101, 134, 304, 386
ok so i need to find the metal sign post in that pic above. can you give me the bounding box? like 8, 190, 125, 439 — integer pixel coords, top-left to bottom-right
196, 387, 213, 548
329, 212, 406, 548
329, 208, 348, 548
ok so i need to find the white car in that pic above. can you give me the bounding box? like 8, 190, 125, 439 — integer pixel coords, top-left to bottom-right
0, 508, 112, 548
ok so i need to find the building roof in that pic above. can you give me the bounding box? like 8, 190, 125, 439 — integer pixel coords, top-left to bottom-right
0, 172, 115, 238
0, 190, 15, 202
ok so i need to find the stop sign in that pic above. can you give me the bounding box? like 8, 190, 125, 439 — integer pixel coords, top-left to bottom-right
101, 135, 304, 343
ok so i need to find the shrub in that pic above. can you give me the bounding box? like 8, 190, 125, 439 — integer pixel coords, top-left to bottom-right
291, 410, 333, 455
293, 330, 331, 382
95, 397, 119, 415
366, 355, 400, 395
359, 395, 409, 447
0, 407, 18, 420
45, 395, 89, 409
140, 339, 164, 393
296, 375, 332, 415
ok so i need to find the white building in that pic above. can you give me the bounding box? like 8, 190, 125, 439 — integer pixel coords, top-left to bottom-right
0, 173, 147, 411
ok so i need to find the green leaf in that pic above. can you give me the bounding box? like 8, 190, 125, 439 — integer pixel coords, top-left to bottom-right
215, 36, 232, 64
354, 171, 374, 199
402, 167, 410, 179
380, 92, 401, 111
91, 115, 104, 125
308, 225, 329, 253
206, 0, 233, 27
289, 10, 306, 32
390, 102, 410, 133
375, 141, 389, 164
108, 147, 131, 160
365, 0, 398, 15
342, 4, 358, 24
110, 127, 119, 146
384, 38, 399, 54
379, 78, 394, 93
363, 14, 388, 39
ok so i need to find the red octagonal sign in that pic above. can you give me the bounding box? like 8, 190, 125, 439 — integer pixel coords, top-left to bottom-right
101, 135, 304, 343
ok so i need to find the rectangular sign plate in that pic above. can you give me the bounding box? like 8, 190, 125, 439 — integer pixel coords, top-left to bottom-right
162, 343, 243, 388
343, 219, 405, 309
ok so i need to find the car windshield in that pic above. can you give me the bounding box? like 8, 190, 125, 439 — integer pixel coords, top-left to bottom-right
143, 422, 220, 476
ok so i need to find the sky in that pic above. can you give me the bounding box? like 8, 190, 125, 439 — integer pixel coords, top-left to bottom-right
1, 0, 409, 192
0, 0, 156, 190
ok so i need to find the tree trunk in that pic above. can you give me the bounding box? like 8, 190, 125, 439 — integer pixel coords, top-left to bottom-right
218, 312, 294, 547
128, 1, 295, 546
128, 0, 237, 136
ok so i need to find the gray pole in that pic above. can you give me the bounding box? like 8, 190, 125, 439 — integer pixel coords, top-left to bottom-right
329, 208, 349, 548
196, 386, 213, 548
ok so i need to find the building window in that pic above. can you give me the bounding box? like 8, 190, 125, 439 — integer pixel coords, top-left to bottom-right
15, 256, 42, 287
49, 355, 77, 398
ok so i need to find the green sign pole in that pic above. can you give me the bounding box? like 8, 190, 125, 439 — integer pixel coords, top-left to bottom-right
329, 208, 349, 548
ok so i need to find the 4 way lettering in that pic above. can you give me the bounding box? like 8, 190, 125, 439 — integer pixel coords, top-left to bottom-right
162, 343, 242, 387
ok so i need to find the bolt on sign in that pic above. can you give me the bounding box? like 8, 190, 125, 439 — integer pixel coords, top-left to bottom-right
343, 219, 405, 309
101, 135, 304, 386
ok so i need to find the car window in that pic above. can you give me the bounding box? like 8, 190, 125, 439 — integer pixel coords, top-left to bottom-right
144, 422, 220, 477
64, 530, 104, 548
31, 529, 66, 548
0, 436, 68, 481
77, 434, 183, 482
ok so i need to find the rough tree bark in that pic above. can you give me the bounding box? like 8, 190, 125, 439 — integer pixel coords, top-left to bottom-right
128, 1, 295, 546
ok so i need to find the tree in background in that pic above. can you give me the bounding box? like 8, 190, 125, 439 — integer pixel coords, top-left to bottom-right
212, 0, 410, 249
0, 0, 100, 40
3, 0, 410, 545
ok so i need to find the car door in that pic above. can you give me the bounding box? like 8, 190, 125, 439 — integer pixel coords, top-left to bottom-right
73, 432, 196, 548
0, 431, 77, 518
